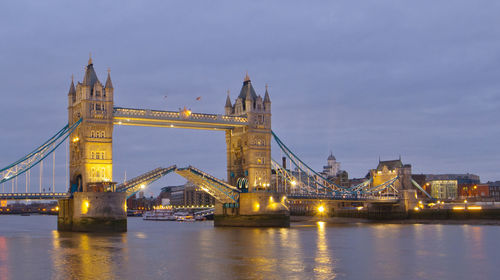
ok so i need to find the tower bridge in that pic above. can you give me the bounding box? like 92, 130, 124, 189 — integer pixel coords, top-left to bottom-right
0, 57, 418, 231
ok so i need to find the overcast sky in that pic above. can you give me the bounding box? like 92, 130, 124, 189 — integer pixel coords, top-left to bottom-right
1, 1, 499, 195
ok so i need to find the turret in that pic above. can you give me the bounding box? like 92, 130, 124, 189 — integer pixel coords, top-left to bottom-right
68, 75, 76, 103
264, 84, 271, 112
225, 90, 232, 115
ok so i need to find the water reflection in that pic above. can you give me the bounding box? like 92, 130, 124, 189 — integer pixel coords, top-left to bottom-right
50, 231, 127, 279
1, 216, 499, 279
314, 221, 335, 279
0, 236, 11, 280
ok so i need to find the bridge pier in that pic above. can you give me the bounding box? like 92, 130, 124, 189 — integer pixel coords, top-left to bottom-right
214, 193, 290, 227
58, 192, 127, 232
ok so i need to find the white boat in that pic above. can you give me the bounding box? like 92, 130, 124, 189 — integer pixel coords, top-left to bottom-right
143, 209, 176, 221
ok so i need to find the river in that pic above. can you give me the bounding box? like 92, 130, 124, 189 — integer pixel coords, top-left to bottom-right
0, 215, 499, 279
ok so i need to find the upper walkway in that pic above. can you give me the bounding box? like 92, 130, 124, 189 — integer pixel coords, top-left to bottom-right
113, 107, 248, 130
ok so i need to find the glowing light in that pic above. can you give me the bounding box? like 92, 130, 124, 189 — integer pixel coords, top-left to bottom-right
414, 206, 420, 211
453, 206, 465, 211
269, 196, 274, 202
464, 200, 468, 203
55, 206, 59, 211
253, 202, 260, 212
291, 180, 297, 186
72, 137, 80, 143
140, 184, 146, 189
317, 205, 325, 213
467, 206, 482, 210
357, 206, 364, 211
82, 200, 90, 214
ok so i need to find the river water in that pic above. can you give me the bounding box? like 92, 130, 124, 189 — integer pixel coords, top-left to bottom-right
0, 216, 499, 280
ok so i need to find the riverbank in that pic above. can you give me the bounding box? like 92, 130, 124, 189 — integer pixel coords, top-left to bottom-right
290, 215, 500, 226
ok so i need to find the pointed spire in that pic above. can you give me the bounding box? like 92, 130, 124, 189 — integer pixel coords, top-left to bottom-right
264, 83, 271, 103
244, 71, 250, 82
225, 90, 232, 107
82, 56, 100, 87
68, 74, 76, 96
88, 52, 93, 65
105, 68, 113, 89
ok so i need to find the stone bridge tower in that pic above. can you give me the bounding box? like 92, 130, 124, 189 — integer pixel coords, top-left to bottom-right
67, 57, 114, 192
225, 74, 271, 191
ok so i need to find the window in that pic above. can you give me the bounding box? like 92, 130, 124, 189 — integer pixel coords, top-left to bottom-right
91, 130, 95, 138
91, 152, 95, 159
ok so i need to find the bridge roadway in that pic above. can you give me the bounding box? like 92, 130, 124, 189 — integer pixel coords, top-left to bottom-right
113, 107, 248, 130
0, 192, 70, 200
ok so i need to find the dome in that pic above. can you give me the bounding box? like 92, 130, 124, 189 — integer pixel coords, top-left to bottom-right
328, 153, 336, 161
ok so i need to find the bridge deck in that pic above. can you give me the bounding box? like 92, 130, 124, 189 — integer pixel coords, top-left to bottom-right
0, 193, 70, 200
113, 107, 248, 130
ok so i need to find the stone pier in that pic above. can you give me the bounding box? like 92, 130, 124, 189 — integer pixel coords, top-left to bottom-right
214, 193, 290, 227
58, 192, 127, 232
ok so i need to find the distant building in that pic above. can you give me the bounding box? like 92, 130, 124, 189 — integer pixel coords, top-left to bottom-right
322, 152, 340, 177
488, 181, 500, 201
160, 182, 215, 207
430, 180, 458, 200
320, 152, 349, 188
459, 184, 489, 199
425, 174, 480, 185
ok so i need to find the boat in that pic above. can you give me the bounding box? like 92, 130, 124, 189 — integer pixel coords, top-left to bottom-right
143, 209, 177, 221
175, 211, 195, 222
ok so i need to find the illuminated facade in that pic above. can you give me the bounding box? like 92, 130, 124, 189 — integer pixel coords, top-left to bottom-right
67, 56, 114, 192
225, 74, 272, 191
430, 180, 458, 200
370, 159, 412, 191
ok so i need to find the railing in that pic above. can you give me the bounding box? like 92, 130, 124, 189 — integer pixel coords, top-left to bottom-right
0, 192, 70, 200
116, 165, 177, 198
113, 107, 248, 124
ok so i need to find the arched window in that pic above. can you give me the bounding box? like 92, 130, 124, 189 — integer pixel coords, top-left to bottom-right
91, 130, 95, 138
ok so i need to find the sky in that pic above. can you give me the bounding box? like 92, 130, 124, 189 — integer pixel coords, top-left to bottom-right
1, 1, 500, 196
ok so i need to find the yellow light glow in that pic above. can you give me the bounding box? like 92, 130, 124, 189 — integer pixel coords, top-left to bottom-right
140, 184, 146, 189
72, 137, 80, 143
124, 203, 127, 212
269, 196, 274, 202
253, 202, 260, 212
317, 205, 325, 213
414, 207, 420, 211
467, 206, 482, 210
55, 206, 59, 211
453, 206, 465, 211
291, 180, 297, 186
82, 200, 90, 214
464, 200, 468, 203
357, 206, 364, 211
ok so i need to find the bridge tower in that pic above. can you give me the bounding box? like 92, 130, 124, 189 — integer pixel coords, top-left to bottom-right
67, 56, 114, 192
60, 56, 125, 232
225, 74, 272, 192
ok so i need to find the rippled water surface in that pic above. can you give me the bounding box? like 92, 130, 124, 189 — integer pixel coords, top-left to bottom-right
1, 216, 499, 279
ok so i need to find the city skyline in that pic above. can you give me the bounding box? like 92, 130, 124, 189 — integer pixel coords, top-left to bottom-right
1, 1, 499, 196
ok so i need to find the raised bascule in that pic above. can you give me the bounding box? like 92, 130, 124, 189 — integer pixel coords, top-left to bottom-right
0, 57, 419, 232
